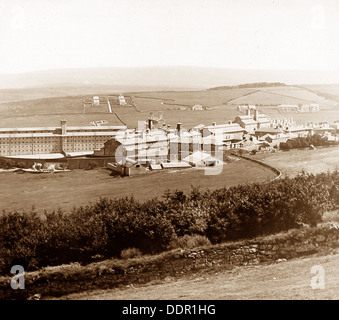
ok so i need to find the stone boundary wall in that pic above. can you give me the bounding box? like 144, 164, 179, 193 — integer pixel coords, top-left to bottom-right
1, 224, 338, 299
232, 153, 282, 180
181, 224, 338, 269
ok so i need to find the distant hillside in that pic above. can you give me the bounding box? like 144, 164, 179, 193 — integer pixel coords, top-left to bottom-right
208, 82, 287, 90
0, 66, 339, 90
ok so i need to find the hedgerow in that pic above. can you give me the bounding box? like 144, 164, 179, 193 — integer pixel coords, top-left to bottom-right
280, 134, 339, 150
1, 170, 339, 275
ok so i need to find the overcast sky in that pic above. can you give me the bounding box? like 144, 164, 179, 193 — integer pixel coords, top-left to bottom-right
0, 0, 338, 75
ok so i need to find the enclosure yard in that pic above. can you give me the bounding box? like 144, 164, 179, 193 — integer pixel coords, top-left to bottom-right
0, 158, 276, 214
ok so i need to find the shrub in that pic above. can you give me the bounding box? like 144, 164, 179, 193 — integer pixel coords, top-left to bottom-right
0, 158, 16, 169
17, 162, 27, 169
120, 247, 142, 259
0, 211, 46, 274
169, 234, 211, 250
88, 160, 98, 170
1, 170, 338, 275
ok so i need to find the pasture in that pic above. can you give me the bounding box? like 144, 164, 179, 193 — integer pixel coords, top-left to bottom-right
0, 159, 276, 214
0, 83, 338, 215
0, 84, 338, 129
249, 147, 339, 177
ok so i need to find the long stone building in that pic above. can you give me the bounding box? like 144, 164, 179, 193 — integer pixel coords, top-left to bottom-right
0, 120, 126, 157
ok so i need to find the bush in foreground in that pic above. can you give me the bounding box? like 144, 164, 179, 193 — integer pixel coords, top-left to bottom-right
120, 247, 143, 259
1, 170, 338, 275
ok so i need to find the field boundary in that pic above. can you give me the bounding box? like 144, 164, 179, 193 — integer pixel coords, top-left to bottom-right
1, 223, 338, 300
231, 152, 282, 181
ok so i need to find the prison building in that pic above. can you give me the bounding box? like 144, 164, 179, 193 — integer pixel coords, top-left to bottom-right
93, 128, 170, 163
0, 120, 127, 157
201, 121, 246, 148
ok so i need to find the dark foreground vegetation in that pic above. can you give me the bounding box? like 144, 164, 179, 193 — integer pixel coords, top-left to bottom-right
1, 170, 339, 275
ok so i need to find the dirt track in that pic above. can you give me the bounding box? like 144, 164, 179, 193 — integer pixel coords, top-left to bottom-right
53, 252, 339, 300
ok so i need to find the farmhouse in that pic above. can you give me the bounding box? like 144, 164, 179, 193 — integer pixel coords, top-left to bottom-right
277, 104, 299, 112
298, 104, 320, 112
119, 95, 127, 106
92, 96, 100, 106
192, 104, 203, 111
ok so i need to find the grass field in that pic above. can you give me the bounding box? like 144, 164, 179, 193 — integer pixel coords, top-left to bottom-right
54, 252, 339, 300
129, 88, 258, 107
303, 84, 339, 103
249, 147, 339, 177
227, 89, 318, 106
1, 84, 339, 301
0, 159, 276, 214
0, 84, 338, 129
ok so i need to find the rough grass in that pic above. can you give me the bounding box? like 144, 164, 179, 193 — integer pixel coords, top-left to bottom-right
249, 147, 339, 177
0, 85, 337, 129
58, 252, 339, 300
0, 159, 276, 214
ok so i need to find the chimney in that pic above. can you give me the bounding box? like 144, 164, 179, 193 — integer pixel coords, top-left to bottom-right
148, 119, 153, 131
247, 107, 251, 116
229, 120, 232, 124
60, 120, 67, 135
254, 109, 259, 121
176, 122, 182, 136
212, 122, 216, 126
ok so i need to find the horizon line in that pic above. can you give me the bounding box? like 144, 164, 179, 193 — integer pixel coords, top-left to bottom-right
1, 65, 339, 76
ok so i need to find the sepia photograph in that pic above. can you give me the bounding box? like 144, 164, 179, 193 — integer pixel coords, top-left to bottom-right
0, 0, 339, 308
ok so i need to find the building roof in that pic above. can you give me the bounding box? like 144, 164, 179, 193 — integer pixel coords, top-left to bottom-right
255, 127, 283, 134
255, 114, 271, 123
0, 125, 126, 133
150, 164, 163, 170
182, 151, 219, 164
0, 131, 122, 138
285, 126, 312, 132
65, 151, 95, 157
235, 116, 258, 125
259, 133, 289, 141
161, 162, 191, 169
201, 136, 224, 145
192, 124, 205, 130
204, 123, 246, 133
5, 153, 65, 159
